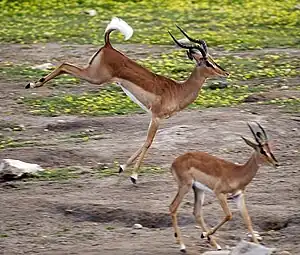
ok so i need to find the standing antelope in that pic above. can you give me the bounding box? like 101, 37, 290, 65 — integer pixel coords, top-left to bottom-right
25, 17, 228, 184
169, 122, 279, 252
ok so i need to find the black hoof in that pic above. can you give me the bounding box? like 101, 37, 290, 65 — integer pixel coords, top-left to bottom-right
25, 83, 31, 89
118, 166, 123, 174
201, 233, 205, 239
180, 249, 186, 253
130, 176, 137, 184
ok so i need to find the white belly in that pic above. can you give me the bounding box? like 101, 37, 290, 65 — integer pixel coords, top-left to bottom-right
192, 180, 213, 193
117, 82, 151, 113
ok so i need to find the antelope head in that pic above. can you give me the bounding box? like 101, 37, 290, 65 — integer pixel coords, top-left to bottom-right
242, 122, 279, 168
168, 26, 229, 78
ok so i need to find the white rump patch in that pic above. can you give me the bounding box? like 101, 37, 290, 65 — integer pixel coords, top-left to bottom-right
105, 17, 133, 40
117, 83, 150, 113
192, 180, 213, 194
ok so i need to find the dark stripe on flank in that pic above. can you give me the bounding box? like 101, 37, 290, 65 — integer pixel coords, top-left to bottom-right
88, 48, 102, 65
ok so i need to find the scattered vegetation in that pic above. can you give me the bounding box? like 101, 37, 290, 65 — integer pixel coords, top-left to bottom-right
21, 85, 261, 116
30, 167, 81, 180
0, 137, 36, 149
264, 98, 300, 113
94, 164, 165, 178
0, 0, 299, 50
0, 51, 294, 116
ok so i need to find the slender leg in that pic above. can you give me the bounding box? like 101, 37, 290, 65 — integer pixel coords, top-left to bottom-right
234, 192, 260, 243
170, 184, 191, 253
26, 62, 104, 89
192, 187, 221, 250
204, 193, 232, 238
120, 117, 160, 184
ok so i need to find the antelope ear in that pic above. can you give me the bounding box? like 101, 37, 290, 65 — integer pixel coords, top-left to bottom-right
241, 136, 258, 149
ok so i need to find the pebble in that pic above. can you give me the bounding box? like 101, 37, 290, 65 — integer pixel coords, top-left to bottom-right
279, 251, 291, 255
32, 63, 54, 71
280, 85, 289, 90
132, 223, 143, 229
84, 9, 97, 16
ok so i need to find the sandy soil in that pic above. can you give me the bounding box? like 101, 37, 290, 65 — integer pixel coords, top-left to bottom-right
0, 43, 299, 255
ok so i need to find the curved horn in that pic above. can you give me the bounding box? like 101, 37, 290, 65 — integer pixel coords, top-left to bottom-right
176, 25, 208, 53
247, 122, 260, 144
255, 121, 268, 140
168, 31, 206, 58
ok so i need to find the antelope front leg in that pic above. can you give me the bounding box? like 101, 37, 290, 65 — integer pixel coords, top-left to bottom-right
130, 118, 159, 183
25, 62, 93, 89
203, 193, 232, 239
234, 192, 260, 243
119, 117, 160, 184
193, 187, 221, 250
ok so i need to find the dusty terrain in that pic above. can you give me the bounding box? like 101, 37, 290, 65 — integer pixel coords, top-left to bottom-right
0, 44, 299, 255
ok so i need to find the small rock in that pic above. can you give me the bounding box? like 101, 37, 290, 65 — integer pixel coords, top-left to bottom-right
84, 9, 97, 16
32, 63, 54, 71
278, 251, 291, 255
230, 241, 275, 255
132, 223, 143, 229
0, 159, 44, 181
243, 94, 267, 103
202, 251, 230, 255
293, 4, 300, 10
280, 85, 288, 90
208, 80, 228, 90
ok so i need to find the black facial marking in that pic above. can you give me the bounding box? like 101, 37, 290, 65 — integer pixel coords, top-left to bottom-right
25, 83, 30, 89
214, 62, 226, 71
206, 60, 214, 68
260, 147, 267, 155
39, 77, 45, 82
270, 152, 278, 162
174, 233, 178, 238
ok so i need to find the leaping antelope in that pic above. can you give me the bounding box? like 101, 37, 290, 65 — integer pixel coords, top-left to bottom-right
169, 122, 279, 252
25, 17, 228, 184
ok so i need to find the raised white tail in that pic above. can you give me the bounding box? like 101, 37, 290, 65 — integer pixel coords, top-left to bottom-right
105, 17, 133, 40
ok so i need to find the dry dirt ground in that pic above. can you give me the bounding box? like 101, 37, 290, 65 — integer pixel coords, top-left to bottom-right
0, 44, 299, 255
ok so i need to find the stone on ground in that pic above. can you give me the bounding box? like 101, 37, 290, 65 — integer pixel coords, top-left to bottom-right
0, 159, 44, 181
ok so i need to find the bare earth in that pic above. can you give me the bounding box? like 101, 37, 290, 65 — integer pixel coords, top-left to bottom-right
0, 44, 299, 255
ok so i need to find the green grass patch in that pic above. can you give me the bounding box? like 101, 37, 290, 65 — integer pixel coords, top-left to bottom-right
0, 0, 299, 50
22, 85, 263, 116
94, 164, 165, 178
0, 137, 36, 149
140, 52, 300, 82
263, 98, 300, 112
5, 51, 298, 116
2, 52, 299, 87
30, 167, 80, 180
